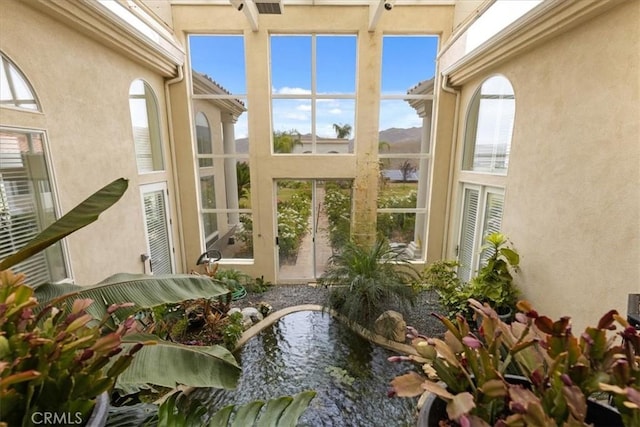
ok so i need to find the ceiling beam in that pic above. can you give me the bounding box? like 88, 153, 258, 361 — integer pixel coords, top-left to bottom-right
229, 0, 259, 31
368, 0, 393, 32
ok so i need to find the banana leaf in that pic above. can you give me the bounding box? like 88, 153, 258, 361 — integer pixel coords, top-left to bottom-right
0, 178, 128, 271
34, 273, 230, 323
208, 391, 316, 427
116, 333, 240, 391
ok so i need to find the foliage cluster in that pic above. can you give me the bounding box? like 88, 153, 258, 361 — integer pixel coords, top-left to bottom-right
391, 299, 640, 426
424, 233, 520, 319
277, 189, 312, 262
320, 239, 420, 327
377, 190, 417, 243
323, 182, 352, 251
0, 271, 142, 425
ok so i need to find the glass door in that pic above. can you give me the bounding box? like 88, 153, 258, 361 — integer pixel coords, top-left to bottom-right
276, 180, 352, 282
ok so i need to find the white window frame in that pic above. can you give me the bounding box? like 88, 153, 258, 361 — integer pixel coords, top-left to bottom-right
129, 79, 165, 174
456, 184, 505, 282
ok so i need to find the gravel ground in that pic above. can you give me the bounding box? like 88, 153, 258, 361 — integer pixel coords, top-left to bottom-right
231, 284, 447, 338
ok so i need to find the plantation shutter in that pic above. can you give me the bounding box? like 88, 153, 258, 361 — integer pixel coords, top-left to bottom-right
143, 186, 173, 275
0, 131, 65, 285
479, 192, 505, 267
458, 187, 479, 282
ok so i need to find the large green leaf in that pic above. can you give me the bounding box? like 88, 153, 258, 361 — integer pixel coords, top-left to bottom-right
211, 391, 316, 427
117, 333, 240, 390
34, 273, 230, 322
0, 178, 128, 271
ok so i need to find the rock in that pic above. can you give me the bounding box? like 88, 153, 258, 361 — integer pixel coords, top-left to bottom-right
374, 310, 407, 342
227, 307, 241, 316
241, 307, 264, 325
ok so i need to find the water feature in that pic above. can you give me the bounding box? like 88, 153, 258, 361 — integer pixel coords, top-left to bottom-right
187, 310, 417, 426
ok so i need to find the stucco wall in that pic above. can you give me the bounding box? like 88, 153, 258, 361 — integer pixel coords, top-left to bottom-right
0, 1, 180, 285
449, 1, 639, 331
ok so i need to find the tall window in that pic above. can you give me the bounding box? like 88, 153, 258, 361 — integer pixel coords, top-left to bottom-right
376, 35, 438, 260
129, 79, 164, 173
0, 130, 66, 284
457, 75, 515, 280
0, 53, 66, 285
189, 35, 252, 259
270, 34, 356, 154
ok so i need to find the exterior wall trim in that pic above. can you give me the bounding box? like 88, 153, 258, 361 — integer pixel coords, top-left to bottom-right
24, 0, 184, 77
443, 0, 628, 86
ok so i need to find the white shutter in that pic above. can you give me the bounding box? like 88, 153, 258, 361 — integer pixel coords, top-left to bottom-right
0, 131, 64, 285
458, 187, 479, 282
142, 185, 173, 275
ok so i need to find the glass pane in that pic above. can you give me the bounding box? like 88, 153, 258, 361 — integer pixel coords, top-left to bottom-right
378, 157, 420, 207
463, 75, 515, 174
129, 80, 164, 173
200, 175, 216, 209
272, 99, 310, 153
0, 131, 66, 284
317, 35, 356, 93
381, 36, 438, 95
376, 212, 418, 256
379, 100, 424, 143
0, 54, 39, 110
236, 160, 251, 209
316, 99, 355, 154
271, 35, 311, 94
277, 180, 312, 277
195, 112, 213, 167
322, 180, 352, 254
189, 35, 246, 94
479, 192, 504, 266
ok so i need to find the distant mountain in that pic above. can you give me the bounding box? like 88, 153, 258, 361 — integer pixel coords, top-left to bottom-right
234, 126, 422, 153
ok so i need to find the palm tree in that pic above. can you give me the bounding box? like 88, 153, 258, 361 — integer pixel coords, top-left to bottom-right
273, 130, 302, 153
332, 123, 352, 139
399, 160, 417, 182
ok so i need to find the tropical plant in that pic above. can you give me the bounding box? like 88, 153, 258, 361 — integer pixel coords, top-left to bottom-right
236, 161, 251, 201
332, 123, 352, 139
422, 260, 469, 320
319, 239, 420, 327
107, 390, 316, 427
0, 178, 242, 425
0, 271, 142, 426
389, 299, 639, 426
467, 232, 520, 315
273, 129, 302, 154
424, 232, 520, 320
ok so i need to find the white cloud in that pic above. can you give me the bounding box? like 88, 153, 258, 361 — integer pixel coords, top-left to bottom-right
329, 108, 342, 114
273, 86, 311, 95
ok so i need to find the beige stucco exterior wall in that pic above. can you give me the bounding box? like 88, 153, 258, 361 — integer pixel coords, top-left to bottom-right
0, 0, 182, 285
171, 4, 455, 282
447, 1, 639, 331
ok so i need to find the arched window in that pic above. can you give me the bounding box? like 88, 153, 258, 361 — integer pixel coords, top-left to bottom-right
0, 52, 67, 284
194, 112, 218, 242
195, 112, 213, 167
457, 75, 515, 281
462, 75, 515, 174
129, 80, 164, 173
0, 52, 40, 111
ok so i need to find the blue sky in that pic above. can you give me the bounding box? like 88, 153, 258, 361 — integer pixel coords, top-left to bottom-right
189, 35, 438, 138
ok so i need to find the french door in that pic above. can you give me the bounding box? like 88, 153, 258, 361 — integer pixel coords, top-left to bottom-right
141, 182, 174, 274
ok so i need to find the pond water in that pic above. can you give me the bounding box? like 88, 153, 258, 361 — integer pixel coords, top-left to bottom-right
188, 310, 417, 426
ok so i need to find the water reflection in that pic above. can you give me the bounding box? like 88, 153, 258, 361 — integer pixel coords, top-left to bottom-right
189, 311, 416, 426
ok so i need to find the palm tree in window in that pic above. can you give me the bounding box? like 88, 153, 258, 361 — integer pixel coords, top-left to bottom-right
273, 130, 302, 153
332, 123, 352, 139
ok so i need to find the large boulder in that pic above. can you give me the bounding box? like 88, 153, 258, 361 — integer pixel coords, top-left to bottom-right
241, 307, 264, 328
374, 310, 407, 342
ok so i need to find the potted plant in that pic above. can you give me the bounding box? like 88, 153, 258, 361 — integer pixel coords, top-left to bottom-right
423, 233, 520, 321
389, 299, 639, 426
320, 239, 420, 328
